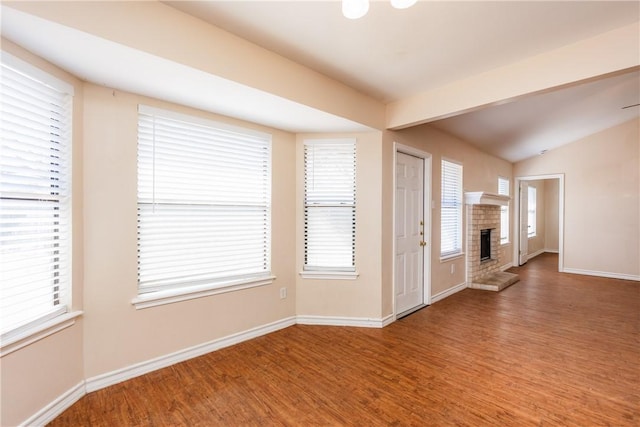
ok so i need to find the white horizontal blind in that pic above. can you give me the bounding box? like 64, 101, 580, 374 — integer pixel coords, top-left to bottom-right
0, 55, 73, 337
304, 139, 356, 271
137, 106, 271, 294
441, 159, 462, 257
498, 177, 509, 244
527, 186, 537, 237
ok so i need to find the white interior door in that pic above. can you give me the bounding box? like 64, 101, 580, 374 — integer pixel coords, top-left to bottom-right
519, 180, 529, 265
395, 152, 424, 315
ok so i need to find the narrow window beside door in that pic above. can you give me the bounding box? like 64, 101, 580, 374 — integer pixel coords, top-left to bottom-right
528, 186, 537, 237
498, 176, 510, 244
440, 159, 463, 259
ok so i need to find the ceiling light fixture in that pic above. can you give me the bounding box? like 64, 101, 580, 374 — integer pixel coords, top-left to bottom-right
390, 0, 418, 9
342, 0, 370, 19
342, 0, 417, 19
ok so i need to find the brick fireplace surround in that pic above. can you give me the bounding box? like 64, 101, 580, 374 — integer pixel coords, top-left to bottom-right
465, 192, 519, 291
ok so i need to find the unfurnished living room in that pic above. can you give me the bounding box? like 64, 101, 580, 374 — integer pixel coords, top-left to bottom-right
0, 1, 638, 426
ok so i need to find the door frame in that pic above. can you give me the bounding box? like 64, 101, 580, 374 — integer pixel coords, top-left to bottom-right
393, 142, 432, 319
513, 174, 565, 272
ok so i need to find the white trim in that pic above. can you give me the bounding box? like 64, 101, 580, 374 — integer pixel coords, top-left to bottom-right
21, 381, 86, 427
563, 268, 640, 282
440, 252, 464, 262
544, 249, 560, 254
22, 313, 407, 424
380, 314, 396, 327
85, 316, 295, 392
131, 276, 275, 309
500, 262, 514, 271
296, 314, 393, 328
299, 271, 359, 280
0, 311, 83, 357
431, 282, 468, 304
526, 248, 546, 260
514, 174, 565, 272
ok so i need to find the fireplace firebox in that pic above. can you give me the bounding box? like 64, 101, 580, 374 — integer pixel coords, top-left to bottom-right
480, 229, 492, 262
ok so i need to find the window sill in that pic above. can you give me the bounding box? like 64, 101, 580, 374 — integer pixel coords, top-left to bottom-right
131, 275, 275, 310
500, 242, 511, 247
299, 271, 359, 280
440, 252, 464, 262
0, 311, 83, 357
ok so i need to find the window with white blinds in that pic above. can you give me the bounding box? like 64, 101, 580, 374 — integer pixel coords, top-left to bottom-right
498, 177, 509, 244
528, 186, 537, 237
440, 159, 463, 258
0, 53, 74, 338
137, 106, 272, 296
304, 139, 356, 272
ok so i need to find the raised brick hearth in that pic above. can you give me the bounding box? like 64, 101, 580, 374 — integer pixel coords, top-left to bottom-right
465, 192, 519, 291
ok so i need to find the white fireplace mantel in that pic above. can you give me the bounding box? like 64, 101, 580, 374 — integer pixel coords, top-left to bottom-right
465, 192, 510, 206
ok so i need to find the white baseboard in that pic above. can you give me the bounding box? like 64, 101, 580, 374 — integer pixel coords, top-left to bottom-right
544, 249, 559, 254
431, 281, 467, 304
527, 248, 545, 259
380, 313, 395, 327
296, 314, 393, 328
24, 311, 398, 424
21, 381, 85, 427
85, 316, 296, 393
563, 268, 640, 282
500, 262, 513, 271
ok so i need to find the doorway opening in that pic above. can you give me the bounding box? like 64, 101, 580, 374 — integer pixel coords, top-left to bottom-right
514, 174, 564, 272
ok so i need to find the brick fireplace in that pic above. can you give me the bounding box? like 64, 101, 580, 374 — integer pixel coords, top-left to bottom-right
465, 192, 519, 291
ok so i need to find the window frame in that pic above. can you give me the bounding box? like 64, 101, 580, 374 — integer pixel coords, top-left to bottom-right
301, 138, 358, 280
133, 105, 274, 309
498, 176, 510, 245
0, 51, 79, 349
528, 185, 537, 237
440, 158, 463, 260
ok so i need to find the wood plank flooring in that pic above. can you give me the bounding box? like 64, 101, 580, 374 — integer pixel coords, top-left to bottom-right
48, 253, 639, 426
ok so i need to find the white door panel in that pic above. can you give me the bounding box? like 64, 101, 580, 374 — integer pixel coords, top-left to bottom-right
395, 152, 424, 314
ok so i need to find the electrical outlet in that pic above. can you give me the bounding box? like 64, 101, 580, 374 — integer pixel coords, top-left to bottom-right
280, 287, 287, 299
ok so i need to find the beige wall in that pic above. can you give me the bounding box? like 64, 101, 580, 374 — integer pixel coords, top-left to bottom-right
0, 39, 85, 427
295, 132, 384, 319
383, 125, 513, 305
81, 84, 297, 378
515, 118, 640, 278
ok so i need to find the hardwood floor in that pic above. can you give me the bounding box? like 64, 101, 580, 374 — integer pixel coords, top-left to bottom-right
49, 253, 639, 426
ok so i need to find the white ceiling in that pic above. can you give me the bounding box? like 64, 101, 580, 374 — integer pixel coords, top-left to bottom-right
166, 1, 639, 103
2, 1, 639, 162
165, 0, 640, 162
